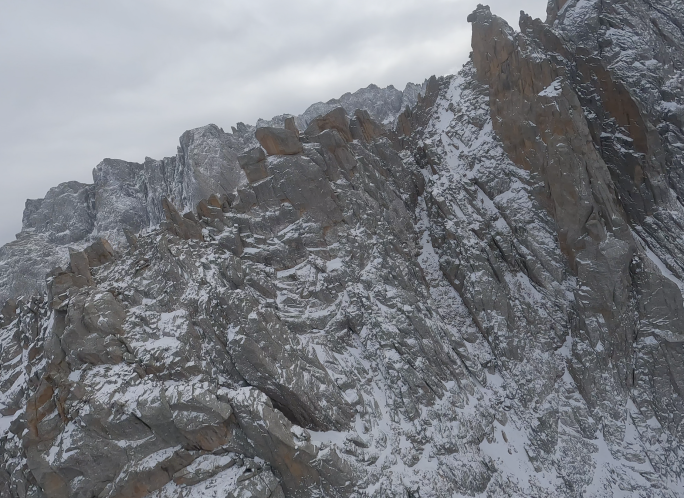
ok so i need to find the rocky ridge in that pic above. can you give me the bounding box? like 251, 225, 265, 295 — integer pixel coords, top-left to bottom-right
1, 0, 684, 496
0, 83, 423, 306
259, 81, 427, 132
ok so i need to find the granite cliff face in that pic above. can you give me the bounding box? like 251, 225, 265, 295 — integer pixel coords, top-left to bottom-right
2, 0, 684, 496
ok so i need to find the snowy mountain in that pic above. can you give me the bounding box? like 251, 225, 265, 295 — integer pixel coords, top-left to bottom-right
1, 0, 684, 496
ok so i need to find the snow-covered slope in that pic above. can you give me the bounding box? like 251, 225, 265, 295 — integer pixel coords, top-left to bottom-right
1, 1, 684, 497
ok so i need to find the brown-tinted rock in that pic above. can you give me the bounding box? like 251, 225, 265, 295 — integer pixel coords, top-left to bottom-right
468, 4, 630, 259
5, 3, 684, 496
84, 238, 115, 268
304, 107, 353, 142
207, 193, 222, 208
161, 198, 203, 241
221, 193, 234, 211
349, 109, 386, 142
183, 211, 199, 223
255, 128, 303, 156
466, 3, 655, 460
284, 116, 299, 137
47, 267, 87, 309
69, 250, 94, 286
196, 199, 224, 221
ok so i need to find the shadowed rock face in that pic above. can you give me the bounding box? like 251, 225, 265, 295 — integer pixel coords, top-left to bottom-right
2, 1, 684, 497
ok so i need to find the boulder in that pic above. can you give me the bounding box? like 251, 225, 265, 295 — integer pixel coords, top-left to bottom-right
183, 211, 199, 223
309, 129, 357, 180
217, 225, 244, 256
84, 237, 115, 267
48, 241, 113, 309
207, 193, 223, 208
47, 269, 82, 309
267, 155, 344, 227
196, 199, 224, 221
304, 107, 352, 142
255, 128, 303, 156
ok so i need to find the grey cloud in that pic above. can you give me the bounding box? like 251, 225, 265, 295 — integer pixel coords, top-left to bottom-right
0, 0, 545, 246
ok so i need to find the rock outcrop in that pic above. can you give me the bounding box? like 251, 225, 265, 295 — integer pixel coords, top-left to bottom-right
264, 81, 427, 132
0, 84, 422, 306
2, 1, 684, 496
303, 107, 353, 142
255, 128, 303, 156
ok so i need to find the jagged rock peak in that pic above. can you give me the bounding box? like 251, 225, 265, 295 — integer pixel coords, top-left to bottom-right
256, 80, 428, 132
0, 82, 425, 305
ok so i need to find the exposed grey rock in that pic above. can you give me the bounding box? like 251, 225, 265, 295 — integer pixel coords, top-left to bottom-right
238, 147, 269, 183
2, 1, 684, 497
68, 249, 93, 286
123, 228, 139, 248
60, 289, 127, 367
22, 181, 95, 245
0, 125, 251, 304
0, 82, 426, 304
0, 299, 16, 327
83, 237, 115, 267
283, 117, 299, 137
294, 81, 427, 130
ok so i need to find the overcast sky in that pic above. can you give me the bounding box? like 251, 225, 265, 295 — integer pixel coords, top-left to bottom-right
0, 0, 545, 246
